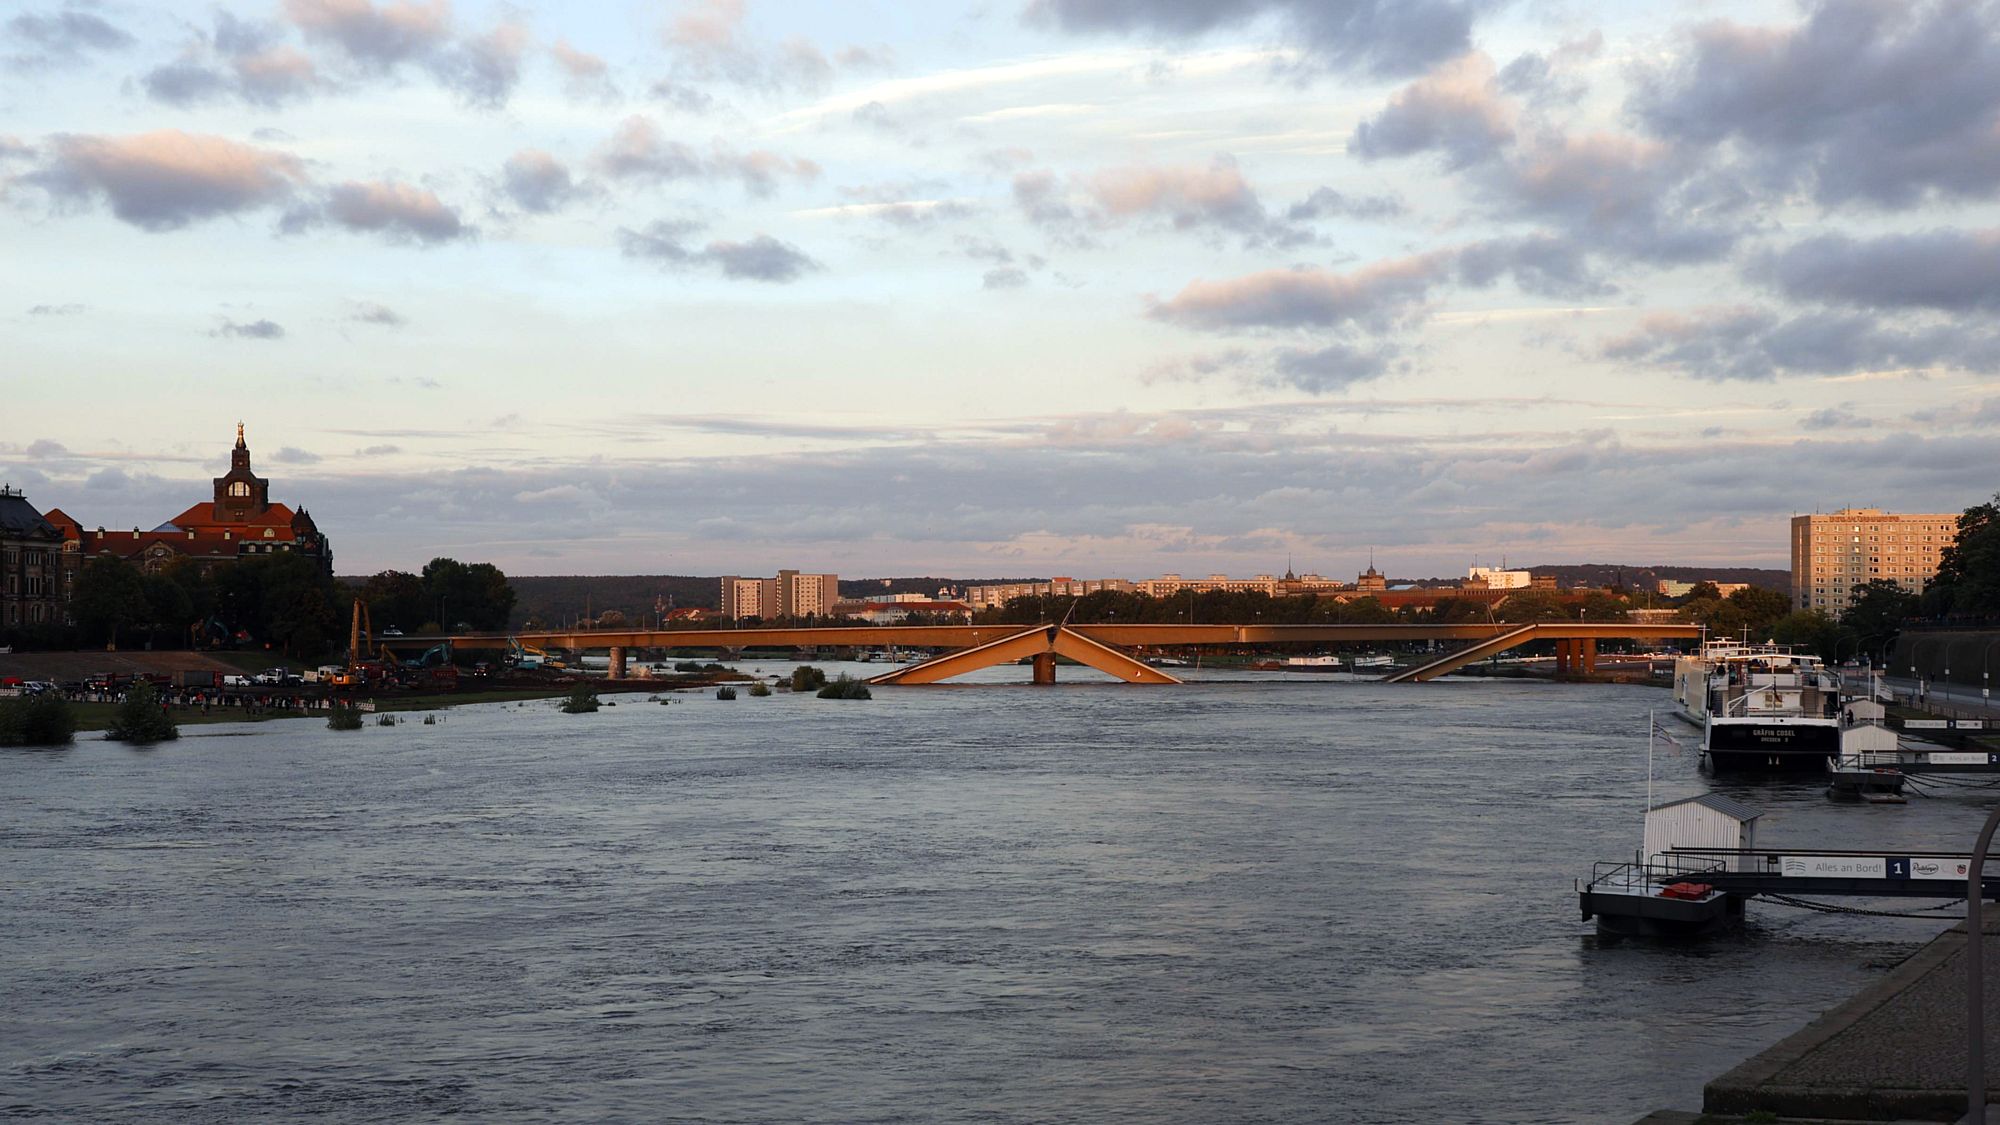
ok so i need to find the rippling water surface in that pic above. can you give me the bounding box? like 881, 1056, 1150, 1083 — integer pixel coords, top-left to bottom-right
3, 668, 1990, 1123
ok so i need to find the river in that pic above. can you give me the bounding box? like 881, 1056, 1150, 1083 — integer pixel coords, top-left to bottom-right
2, 667, 1989, 1123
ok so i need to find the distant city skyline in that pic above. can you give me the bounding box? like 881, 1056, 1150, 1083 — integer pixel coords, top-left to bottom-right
5, 1, 1997, 576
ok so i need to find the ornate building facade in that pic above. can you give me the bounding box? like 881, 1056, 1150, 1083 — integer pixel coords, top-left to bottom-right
0, 485, 68, 634
44, 425, 333, 577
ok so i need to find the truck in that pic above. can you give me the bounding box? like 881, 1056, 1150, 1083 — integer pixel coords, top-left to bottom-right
179, 670, 223, 689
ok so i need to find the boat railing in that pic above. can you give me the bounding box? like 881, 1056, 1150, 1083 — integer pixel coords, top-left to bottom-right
1587, 854, 1727, 893
1832, 752, 1902, 771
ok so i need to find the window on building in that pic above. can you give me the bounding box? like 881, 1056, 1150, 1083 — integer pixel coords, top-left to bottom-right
229, 481, 250, 497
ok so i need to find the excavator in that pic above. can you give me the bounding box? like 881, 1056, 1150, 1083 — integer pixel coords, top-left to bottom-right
507, 637, 566, 671
379, 640, 458, 689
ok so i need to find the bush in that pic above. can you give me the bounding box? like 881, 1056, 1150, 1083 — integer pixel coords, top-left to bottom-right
674, 661, 702, 672
421, 714, 437, 725
561, 684, 600, 714
375, 714, 398, 726
790, 665, 827, 692
816, 675, 872, 700
0, 694, 77, 747
107, 682, 179, 744
747, 682, 772, 697
715, 686, 738, 700
327, 704, 364, 730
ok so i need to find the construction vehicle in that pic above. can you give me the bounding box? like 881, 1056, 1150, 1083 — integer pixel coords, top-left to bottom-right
507, 637, 566, 671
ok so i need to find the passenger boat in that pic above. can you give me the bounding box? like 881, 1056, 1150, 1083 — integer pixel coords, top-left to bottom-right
1673, 643, 1843, 772
1284, 655, 1342, 671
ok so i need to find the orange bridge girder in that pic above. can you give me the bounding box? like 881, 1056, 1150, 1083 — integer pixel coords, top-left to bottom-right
442, 621, 1701, 683
865, 624, 1182, 686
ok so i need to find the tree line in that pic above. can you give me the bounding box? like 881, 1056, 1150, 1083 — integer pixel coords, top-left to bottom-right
352, 558, 516, 635
15, 553, 515, 661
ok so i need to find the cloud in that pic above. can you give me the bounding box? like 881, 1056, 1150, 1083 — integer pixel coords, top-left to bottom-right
292, 180, 467, 243
432, 19, 528, 107
278, 0, 526, 106
358, 443, 402, 455
273, 445, 323, 463
30, 130, 307, 230
702, 235, 821, 282
550, 38, 606, 80
594, 116, 817, 196
983, 267, 1028, 289
648, 79, 715, 113
1756, 228, 2000, 312
351, 301, 405, 326
27, 303, 84, 315
1631, 0, 2000, 209
1148, 253, 1453, 332
1350, 54, 1744, 266
215, 317, 286, 339
1455, 233, 1610, 298
283, 0, 451, 70
6, 7, 134, 68
1350, 51, 1514, 167
1270, 342, 1396, 392
1024, 0, 1486, 77
663, 0, 841, 93
617, 221, 820, 282
1282, 186, 1403, 223
550, 37, 615, 98
140, 13, 319, 107
1015, 155, 1348, 248
1800, 407, 1871, 431
1601, 307, 2000, 381
500, 149, 584, 213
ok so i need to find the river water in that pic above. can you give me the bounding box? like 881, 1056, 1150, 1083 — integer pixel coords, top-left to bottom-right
3, 667, 1991, 1123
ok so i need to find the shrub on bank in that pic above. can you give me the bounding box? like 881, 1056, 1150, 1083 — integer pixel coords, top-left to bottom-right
0, 694, 78, 747
816, 675, 872, 700
561, 684, 600, 713
715, 686, 738, 700
327, 704, 364, 730
106, 683, 179, 744
747, 682, 771, 697
790, 665, 827, 692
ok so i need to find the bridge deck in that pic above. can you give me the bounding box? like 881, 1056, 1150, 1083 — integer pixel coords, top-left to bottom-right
447, 621, 1699, 652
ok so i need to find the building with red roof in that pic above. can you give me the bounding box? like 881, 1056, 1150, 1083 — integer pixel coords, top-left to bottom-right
52, 424, 332, 579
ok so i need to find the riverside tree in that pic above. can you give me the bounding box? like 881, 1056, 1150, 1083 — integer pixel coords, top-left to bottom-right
0, 695, 77, 747
106, 682, 178, 744
1923, 493, 2000, 617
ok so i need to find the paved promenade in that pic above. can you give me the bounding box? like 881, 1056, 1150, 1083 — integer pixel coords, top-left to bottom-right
1880, 675, 2000, 723
1644, 918, 2000, 1121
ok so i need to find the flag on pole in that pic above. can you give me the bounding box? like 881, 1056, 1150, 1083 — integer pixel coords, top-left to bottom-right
1651, 718, 1683, 753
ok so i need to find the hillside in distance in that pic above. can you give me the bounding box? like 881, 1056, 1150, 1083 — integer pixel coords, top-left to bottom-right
1524, 564, 1790, 592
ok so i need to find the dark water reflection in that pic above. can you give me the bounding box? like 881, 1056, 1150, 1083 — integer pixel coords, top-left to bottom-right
2, 671, 1986, 1123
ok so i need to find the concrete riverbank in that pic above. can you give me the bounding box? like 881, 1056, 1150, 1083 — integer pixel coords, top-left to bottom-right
1639, 918, 2000, 1122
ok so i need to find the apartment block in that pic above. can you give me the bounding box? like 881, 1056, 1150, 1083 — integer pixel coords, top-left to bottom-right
719, 570, 841, 620
1790, 507, 1959, 614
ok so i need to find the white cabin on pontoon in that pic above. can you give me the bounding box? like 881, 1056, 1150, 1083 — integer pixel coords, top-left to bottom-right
1643, 793, 1761, 873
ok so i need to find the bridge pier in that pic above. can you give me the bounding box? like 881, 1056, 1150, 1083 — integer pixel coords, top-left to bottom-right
609, 646, 626, 679
1555, 639, 1572, 675
1031, 652, 1057, 685
1580, 637, 1597, 674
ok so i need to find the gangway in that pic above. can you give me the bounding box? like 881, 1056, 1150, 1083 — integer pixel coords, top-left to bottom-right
1581, 845, 1998, 937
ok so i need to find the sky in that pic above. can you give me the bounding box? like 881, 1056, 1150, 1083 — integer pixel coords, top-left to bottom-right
3, 0, 1999, 580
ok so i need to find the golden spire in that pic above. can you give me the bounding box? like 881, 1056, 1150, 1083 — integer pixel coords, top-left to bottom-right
236, 421, 246, 447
